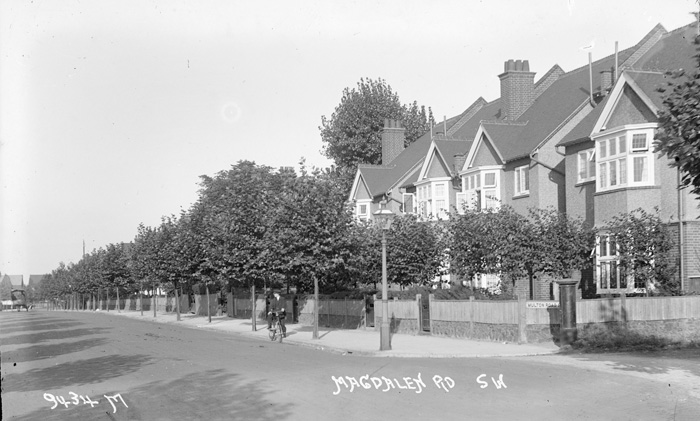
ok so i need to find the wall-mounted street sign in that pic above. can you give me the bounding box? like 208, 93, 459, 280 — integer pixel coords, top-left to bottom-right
526, 301, 559, 309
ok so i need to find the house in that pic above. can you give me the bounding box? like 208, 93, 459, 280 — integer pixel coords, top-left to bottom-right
348, 22, 699, 297
557, 23, 700, 296
1, 274, 25, 309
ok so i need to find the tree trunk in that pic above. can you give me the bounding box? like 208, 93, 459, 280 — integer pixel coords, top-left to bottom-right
251, 284, 256, 332
207, 283, 211, 323
175, 284, 181, 321
153, 286, 157, 317
117, 288, 120, 312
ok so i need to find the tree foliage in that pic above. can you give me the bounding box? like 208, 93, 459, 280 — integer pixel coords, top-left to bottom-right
654, 34, 700, 199
449, 206, 594, 296
386, 216, 447, 287
320, 78, 434, 174
604, 208, 677, 295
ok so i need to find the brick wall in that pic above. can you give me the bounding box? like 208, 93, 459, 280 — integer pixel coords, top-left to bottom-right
499, 59, 535, 121
381, 119, 405, 165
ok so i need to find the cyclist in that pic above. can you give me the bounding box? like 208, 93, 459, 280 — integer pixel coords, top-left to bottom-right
267, 290, 287, 337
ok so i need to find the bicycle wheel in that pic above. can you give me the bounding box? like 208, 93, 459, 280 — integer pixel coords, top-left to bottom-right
277, 321, 283, 343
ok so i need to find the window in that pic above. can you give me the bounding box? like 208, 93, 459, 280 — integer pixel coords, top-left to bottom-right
514, 165, 529, 196
455, 192, 467, 214
577, 149, 596, 183
462, 170, 500, 211
596, 129, 654, 192
631, 133, 648, 151
596, 234, 648, 293
416, 181, 449, 219
402, 193, 415, 214
356, 201, 370, 220
597, 234, 627, 291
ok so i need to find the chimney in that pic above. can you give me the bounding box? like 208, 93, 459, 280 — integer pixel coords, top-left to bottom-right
381, 119, 405, 165
453, 154, 467, 174
499, 59, 535, 120
600, 68, 613, 95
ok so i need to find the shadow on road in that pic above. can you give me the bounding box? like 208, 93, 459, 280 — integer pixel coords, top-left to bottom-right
0, 321, 85, 335
2, 354, 153, 393
11, 369, 295, 421
0, 327, 110, 346
567, 349, 700, 377
1, 337, 109, 364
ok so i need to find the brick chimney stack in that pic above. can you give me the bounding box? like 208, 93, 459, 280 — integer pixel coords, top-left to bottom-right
600, 68, 614, 95
381, 119, 405, 165
499, 59, 535, 120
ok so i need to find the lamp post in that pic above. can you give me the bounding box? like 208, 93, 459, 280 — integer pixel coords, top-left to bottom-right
373, 199, 395, 351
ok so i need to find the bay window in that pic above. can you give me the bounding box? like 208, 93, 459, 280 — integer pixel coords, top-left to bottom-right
595, 127, 655, 192
461, 169, 500, 211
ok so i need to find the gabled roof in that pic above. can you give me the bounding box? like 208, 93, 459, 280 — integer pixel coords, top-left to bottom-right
632, 23, 698, 73
28, 274, 48, 287
557, 96, 609, 147
558, 22, 697, 149
350, 130, 434, 200
2, 274, 25, 289
418, 138, 472, 182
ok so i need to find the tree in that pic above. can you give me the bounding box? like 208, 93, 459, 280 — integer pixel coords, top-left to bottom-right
320, 78, 434, 177
604, 208, 677, 295
449, 206, 594, 298
386, 215, 447, 288
196, 161, 282, 291
265, 163, 355, 293
654, 33, 700, 199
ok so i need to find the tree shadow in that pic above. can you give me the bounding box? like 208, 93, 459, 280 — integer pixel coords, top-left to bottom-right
2, 354, 153, 393
1, 337, 109, 364
0, 328, 111, 346
12, 369, 295, 421
0, 321, 84, 335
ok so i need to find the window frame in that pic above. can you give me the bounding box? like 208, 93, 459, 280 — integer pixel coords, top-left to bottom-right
593, 125, 655, 192
577, 148, 596, 183
514, 165, 530, 196
460, 167, 501, 211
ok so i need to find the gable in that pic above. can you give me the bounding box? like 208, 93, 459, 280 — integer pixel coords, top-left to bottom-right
472, 135, 501, 167
426, 151, 451, 178
606, 85, 657, 129
355, 176, 372, 200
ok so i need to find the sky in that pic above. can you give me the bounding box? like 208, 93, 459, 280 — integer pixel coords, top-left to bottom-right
1, 0, 698, 277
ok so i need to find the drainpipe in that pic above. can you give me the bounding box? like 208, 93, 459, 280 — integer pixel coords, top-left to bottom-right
678, 168, 685, 291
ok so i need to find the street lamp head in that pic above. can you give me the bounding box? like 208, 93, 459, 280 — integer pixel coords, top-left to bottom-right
373, 199, 395, 231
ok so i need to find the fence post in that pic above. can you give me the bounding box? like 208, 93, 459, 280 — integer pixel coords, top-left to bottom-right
469, 296, 475, 338
518, 294, 527, 344
620, 293, 627, 324
416, 294, 422, 333
326, 298, 331, 328
428, 294, 433, 335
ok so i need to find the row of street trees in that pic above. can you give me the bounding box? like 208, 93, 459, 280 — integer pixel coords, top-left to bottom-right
38, 160, 681, 310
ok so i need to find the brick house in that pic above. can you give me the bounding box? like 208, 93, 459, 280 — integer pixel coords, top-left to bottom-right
348, 22, 700, 297
557, 23, 700, 296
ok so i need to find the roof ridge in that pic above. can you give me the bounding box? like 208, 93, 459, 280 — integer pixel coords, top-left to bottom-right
480, 119, 528, 126
357, 164, 394, 170
446, 97, 488, 135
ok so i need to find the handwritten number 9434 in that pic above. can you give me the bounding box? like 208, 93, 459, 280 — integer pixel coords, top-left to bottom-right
43, 393, 128, 413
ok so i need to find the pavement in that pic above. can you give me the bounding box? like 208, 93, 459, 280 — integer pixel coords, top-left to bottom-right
92, 309, 560, 358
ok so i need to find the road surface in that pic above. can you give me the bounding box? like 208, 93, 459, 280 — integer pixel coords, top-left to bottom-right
1, 311, 698, 420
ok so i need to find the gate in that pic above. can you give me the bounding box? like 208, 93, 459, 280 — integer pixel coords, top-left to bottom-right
421, 297, 430, 332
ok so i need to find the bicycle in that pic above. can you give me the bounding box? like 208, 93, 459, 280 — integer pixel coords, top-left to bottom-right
268, 311, 284, 343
